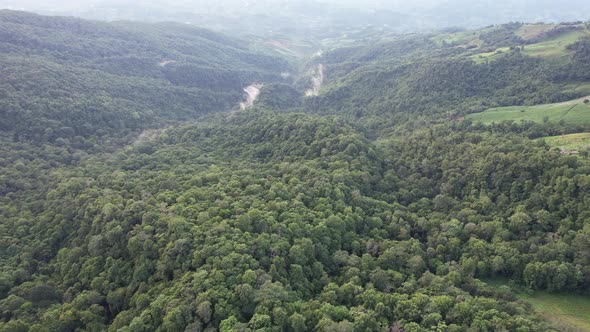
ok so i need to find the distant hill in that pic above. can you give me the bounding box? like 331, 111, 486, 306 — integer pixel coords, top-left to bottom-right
301, 22, 590, 129
2, 0, 590, 38
0, 10, 290, 142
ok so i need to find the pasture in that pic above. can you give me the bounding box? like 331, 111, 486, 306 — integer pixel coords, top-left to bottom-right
541, 133, 590, 151
466, 97, 590, 125
484, 279, 590, 331
519, 292, 590, 332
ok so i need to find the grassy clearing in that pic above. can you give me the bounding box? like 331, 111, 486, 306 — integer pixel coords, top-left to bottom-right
516, 24, 557, 40
541, 133, 590, 150
523, 30, 590, 58
466, 97, 590, 125
484, 279, 590, 331
471, 47, 509, 63
563, 83, 590, 96
519, 292, 590, 332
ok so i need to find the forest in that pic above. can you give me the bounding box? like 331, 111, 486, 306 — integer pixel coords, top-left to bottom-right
1, 9, 590, 332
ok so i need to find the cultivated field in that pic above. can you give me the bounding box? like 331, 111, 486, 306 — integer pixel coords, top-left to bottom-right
467, 97, 590, 125
485, 279, 590, 331
518, 292, 590, 332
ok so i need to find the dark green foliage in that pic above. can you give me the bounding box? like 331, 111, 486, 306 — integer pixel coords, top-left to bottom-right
257, 84, 302, 110
3, 111, 589, 331
307, 52, 574, 130
561, 36, 590, 81
479, 23, 525, 47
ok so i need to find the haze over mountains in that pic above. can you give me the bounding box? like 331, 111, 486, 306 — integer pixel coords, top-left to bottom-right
2, 0, 590, 37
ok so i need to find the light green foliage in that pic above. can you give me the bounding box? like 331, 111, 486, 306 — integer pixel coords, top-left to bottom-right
540, 132, 590, 151
486, 280, 590, 332
519, 292, 590, 332
467, 97, 590, 125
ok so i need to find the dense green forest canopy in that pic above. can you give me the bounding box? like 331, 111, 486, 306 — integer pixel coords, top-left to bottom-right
1, 10, 590, 332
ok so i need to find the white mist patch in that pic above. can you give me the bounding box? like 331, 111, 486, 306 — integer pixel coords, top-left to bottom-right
240, 83, 263, 110
312, 51, 324, 58
158, 60, 176, 67
281, 72, 291, 78
305, 64, 324, 97
133, 128, 167, 145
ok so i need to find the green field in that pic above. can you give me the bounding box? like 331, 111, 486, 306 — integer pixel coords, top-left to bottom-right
523, 30, 590, 58
467, 97, 590, 125
484, 279, 590, 331
432, 24, 589, 64
471, 47, 509, 63
541, 133, 590, 151
518, 292, 590, 332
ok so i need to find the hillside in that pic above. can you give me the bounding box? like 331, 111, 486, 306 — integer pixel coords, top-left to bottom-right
300, 22, 590, 130
0, 10, 290, 142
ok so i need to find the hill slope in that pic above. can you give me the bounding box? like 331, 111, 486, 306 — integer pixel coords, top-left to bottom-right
0, 10, 290, 142
300, 23, 590, 131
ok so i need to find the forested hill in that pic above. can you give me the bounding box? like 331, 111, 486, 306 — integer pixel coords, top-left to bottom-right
4, 111, 590, 331
0, 10, 290, 142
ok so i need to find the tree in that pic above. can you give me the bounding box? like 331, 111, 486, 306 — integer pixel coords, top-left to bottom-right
196, 301, 212, 324
290, 313, 307, 332
219, 316, 239, 332
249, 314, 271, 330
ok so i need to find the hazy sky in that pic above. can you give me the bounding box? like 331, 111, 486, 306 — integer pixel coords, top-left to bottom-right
0, 0, 473, 13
